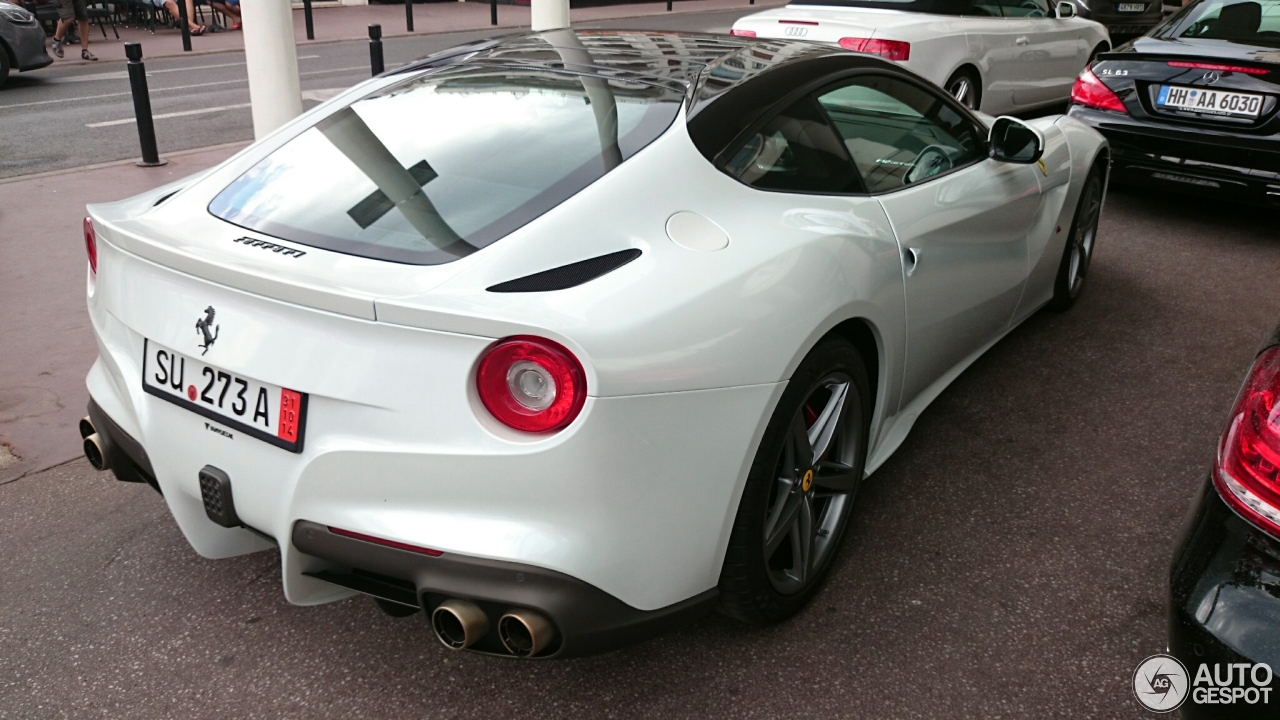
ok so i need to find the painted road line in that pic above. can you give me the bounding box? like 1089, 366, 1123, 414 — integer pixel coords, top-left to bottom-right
301, 88, 346, 103
1, 67, 363, 111
87, 103, 253, 128
44, 55, 324, 83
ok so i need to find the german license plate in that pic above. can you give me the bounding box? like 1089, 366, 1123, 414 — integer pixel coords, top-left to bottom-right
1156, 85, 1263, 118
142, 339, 307, 452
1117, 3, 1144, 10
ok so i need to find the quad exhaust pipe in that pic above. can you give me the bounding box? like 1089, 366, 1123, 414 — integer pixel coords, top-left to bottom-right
498, 608, 555, 657
429, 598, 557, 657
79, 416, 110, 471
431, 599, 489, 650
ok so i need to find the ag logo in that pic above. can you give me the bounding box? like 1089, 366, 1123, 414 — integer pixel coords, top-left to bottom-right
1133, 654, 1189, 713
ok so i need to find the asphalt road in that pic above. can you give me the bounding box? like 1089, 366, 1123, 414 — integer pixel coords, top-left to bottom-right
0, 8, 757, 179
1, 183, 1278, 718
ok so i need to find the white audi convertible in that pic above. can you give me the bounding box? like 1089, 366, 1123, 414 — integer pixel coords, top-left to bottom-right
732, 0, 1111, 113
80, 31, 1107, 658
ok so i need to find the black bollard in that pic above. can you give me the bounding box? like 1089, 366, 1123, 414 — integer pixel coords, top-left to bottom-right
303, 0, 314, 40
667, 0, 672, 10
125, 43, 166, 167
490, 0, 497, 26
368, 24, 384, 76
177, 0, 191, 52
404, 0, 413, 32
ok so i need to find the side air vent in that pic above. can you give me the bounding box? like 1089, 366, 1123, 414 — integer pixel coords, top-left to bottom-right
486, 249, 642, 293
153, 188, 183, 207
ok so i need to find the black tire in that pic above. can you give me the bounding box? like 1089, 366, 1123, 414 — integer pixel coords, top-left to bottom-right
1089, 42, 1109, 65
1047, 161, 1104, 312
944, 67, 981, 111
718, 337, 871, 625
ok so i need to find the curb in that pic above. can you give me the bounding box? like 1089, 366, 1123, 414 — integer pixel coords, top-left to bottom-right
0, 141, 250, 186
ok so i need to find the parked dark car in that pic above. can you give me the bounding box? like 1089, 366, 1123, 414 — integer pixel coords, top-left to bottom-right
1066, 0, 1280, 207
0, 0, 51, 87
1170, 321, 1280, 719
1061, 0, 1166, 36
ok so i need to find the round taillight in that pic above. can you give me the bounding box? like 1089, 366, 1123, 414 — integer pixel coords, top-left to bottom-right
476, 336, 586, 433
84, 217, 97, 275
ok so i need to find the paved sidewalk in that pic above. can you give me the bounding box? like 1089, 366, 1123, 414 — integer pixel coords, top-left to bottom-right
44, 0, 783, 65
0, 144, 248, 484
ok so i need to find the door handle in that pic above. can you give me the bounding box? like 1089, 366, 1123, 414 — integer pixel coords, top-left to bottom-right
905, 247, 921, 277
1015, 36, 1030, 45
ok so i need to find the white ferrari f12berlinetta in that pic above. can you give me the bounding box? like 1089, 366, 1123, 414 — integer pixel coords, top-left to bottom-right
81, 31, 1107, 658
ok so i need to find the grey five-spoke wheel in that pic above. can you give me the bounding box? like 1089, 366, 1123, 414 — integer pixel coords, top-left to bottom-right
1049, 162, 1105, 311
945, 69, 980, 111
763, 374, 858, 594
719, 337, 870, 624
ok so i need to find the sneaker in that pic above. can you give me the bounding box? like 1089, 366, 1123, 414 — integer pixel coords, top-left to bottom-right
51, 38, 63, 58
81, 49, 97, 61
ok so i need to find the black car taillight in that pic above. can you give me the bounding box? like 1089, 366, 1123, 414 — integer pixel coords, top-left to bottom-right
1214, 346, 1280, 539
1071, 68, 1127, 113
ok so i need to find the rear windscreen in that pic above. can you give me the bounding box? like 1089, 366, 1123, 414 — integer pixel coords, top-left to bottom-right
209, 67, 682, 265
1171, 0, 1280, 47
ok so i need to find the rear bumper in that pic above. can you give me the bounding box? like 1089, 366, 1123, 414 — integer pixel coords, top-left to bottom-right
292, 520, 717, 658
1169, 476, 1280, 719
1067, 104, 1280, 206
85, 233, 780, 631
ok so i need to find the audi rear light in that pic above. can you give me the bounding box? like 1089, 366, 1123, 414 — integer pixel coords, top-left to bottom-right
476, 336, 587, 433
84, 216, 97, 275
1215, 346, 1280, 539
730, 28, 757, 37
1168, 60, 1269, 76
1071, 68, 1127, 113
838, 38, 910, 61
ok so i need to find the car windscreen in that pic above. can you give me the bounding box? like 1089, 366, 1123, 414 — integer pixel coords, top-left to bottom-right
208, 67, 682, 265
1170, 0, 1280, 48
785, 0, 969, 14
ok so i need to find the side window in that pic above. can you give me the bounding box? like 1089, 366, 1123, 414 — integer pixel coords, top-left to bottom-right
965, 0, 1004, 16
816, 76, 986, 194
998, 0, 1050, 17
723, 96, 863, 194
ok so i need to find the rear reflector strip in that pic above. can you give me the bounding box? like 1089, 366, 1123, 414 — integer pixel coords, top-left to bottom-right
328, 527, 444, 556
1167, 60, 1269, 76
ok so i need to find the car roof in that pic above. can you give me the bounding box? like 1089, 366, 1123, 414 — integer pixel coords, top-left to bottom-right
400, 30, 862, 96
398, 30, 899, 164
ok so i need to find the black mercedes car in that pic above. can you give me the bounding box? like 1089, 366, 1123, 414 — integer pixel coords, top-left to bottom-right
1170, 321, 1280, 719
1066, 0, 1280, 206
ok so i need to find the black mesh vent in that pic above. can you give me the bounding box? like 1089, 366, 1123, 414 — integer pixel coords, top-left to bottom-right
486, 249, 642, 293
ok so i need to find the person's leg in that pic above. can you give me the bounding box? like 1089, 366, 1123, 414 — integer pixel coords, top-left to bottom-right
74, 0, 94, 59
51, 0, 73, 56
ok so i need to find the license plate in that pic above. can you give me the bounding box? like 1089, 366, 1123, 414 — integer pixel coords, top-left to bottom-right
142, 339, 307, 452
1117, 3, 1144, 10
1156, 85, 1263, 118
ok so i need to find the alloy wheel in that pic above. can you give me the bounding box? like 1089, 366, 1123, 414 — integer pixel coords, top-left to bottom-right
1067, 174, 1102, 297
762, 373, 861, 594
948, 76, 976, 110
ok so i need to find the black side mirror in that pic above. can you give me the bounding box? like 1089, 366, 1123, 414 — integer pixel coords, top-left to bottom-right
988, 116, 1044, 164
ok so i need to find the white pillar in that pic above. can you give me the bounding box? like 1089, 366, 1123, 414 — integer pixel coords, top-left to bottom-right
530, 0, 569, 31
242, 0, 304, 139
